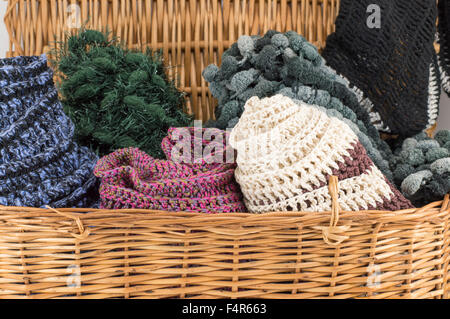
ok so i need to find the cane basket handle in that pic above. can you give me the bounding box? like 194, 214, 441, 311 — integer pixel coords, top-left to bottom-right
46, 206, 90, 240
314, 176, 350, 246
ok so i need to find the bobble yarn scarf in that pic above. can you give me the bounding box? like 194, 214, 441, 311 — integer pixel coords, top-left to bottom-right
0, 55, 98, 208
203, 31, 394, 180
391, 130, 450, 206
94, 127, 246, 213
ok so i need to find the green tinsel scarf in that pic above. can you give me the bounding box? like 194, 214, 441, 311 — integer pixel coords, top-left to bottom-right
53, 29, 192, 158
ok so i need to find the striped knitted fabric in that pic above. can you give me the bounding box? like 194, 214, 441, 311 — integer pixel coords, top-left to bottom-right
0, 55, 98, 208
230, 95, 413, 213
323, 0, 439, 136
438, 0, 450, 96
94, 127, 246, 213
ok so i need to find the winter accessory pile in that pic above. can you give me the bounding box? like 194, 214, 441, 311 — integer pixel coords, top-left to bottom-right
0, 55, 98, 208
230, 95, 413, 213
391, 130, 450, 206
94, 127, 246, 213
203, 30, 394, 179
323, 0, 440, 135
54, 29, 192, 159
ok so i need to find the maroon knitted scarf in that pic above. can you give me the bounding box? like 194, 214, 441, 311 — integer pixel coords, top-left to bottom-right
94, 127, 246, 213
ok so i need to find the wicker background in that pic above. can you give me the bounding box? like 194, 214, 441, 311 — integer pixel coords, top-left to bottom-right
3, 0, 339, 121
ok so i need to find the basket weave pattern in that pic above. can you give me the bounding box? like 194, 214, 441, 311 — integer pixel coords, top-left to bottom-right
0, 178, 449, 299
3, 0, 338, 121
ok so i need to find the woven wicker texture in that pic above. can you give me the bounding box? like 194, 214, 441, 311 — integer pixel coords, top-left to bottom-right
3, 0, 339, 121
0, 178, 449, 299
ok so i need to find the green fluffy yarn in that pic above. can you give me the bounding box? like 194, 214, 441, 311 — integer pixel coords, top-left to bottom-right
391, 130, 450, 206
53, 29, 192, 158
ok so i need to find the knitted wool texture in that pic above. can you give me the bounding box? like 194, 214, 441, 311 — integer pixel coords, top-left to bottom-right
94, 127, 246, 213
53, 29, 192, 159
0, 55, 98, 208
438, 0, 450, 96
323, 0, 439, 136
390, 130, 450, 207
229, 95, 413, 213
280, 88, 393, 180
203, 31, 394, 179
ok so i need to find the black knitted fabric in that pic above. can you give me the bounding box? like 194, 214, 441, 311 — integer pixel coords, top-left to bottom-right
323, 0, 438, 137
438, 0, 450, 96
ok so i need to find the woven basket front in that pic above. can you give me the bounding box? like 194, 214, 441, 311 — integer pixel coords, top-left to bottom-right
1, 0, 449, 299
0, 192, 449, 299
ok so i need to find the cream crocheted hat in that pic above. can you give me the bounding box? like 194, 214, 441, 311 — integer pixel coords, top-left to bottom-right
229, 95, 413, 213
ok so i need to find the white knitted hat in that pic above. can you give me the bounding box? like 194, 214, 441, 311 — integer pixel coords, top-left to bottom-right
229, 95, 412, 213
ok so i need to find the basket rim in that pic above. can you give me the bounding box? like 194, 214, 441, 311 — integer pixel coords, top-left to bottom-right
0, 195, 448, 247
0, 194, 448, 220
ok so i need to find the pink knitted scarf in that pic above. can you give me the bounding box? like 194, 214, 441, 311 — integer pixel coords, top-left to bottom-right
94, 127, 246, 213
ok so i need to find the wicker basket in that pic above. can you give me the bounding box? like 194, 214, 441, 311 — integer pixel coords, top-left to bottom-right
3, 0, 338, 121
1, 0, 449, 299
0, 178, 449, 299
